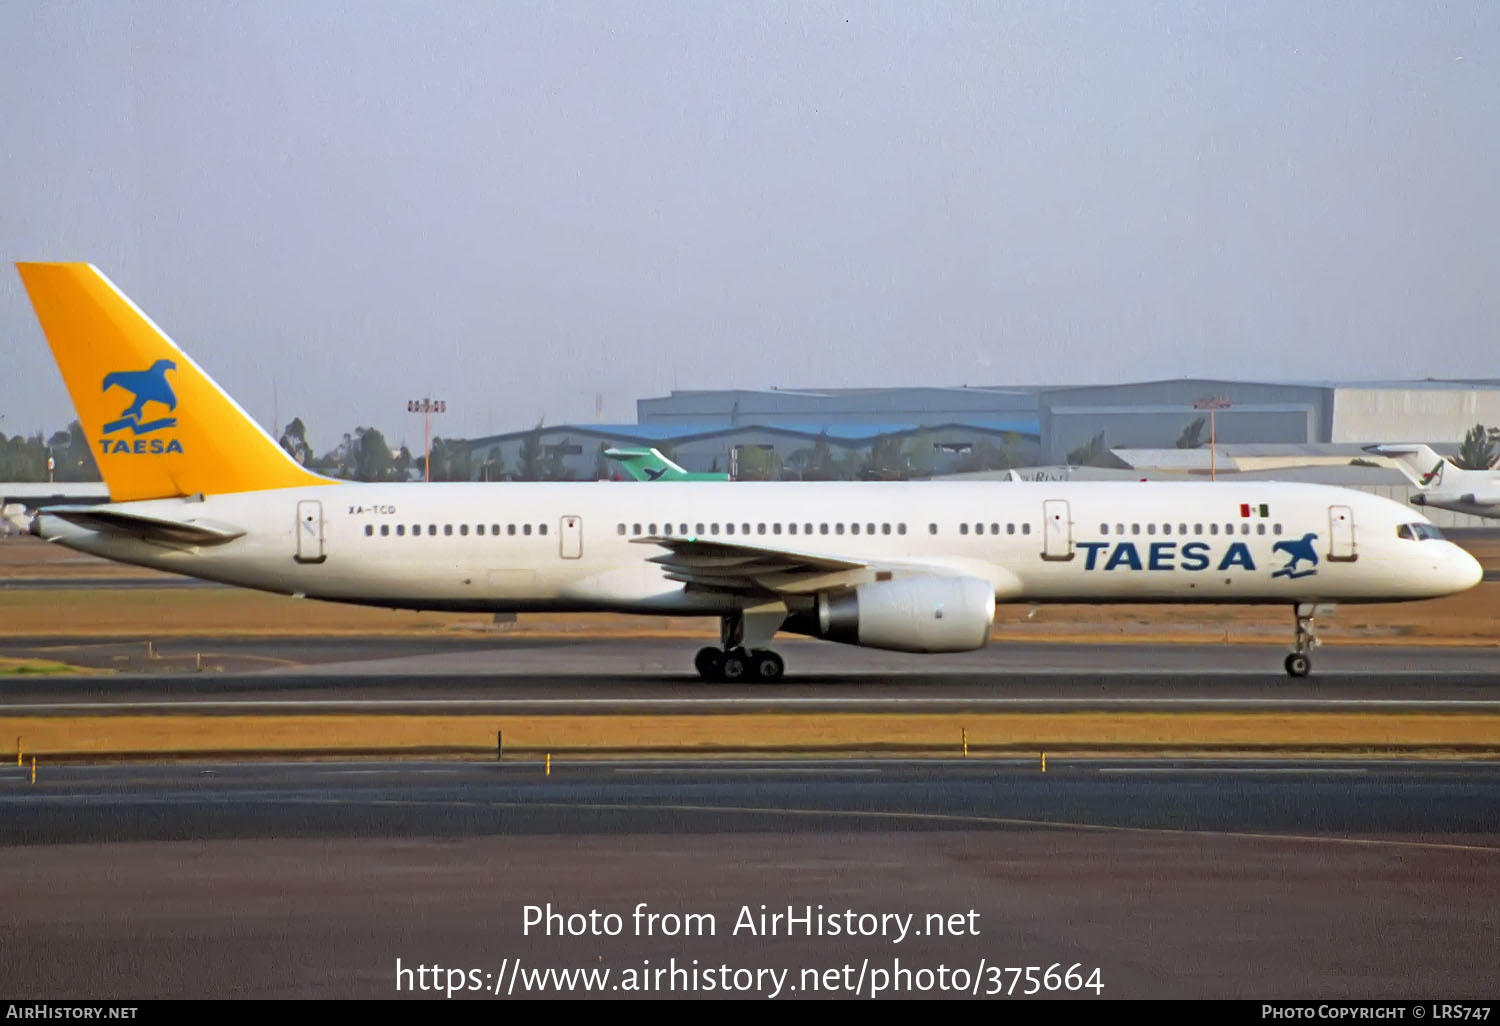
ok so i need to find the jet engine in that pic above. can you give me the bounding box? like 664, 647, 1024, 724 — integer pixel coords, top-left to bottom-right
804, 575, 996, 653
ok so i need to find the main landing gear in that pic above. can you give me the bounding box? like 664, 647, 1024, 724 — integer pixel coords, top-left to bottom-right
695, 608, 787, 683
694, 646, 785, 683
1283, 603, 1323, 678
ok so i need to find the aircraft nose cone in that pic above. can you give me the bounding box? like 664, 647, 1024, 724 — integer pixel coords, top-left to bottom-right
1450, 546, 1484, 592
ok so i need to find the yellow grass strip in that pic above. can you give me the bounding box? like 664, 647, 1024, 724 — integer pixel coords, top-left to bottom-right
3, 712, 1500, 757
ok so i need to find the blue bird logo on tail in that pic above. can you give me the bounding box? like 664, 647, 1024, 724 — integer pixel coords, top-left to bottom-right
101, 360, 178, 435
1271, 532, 1319, 580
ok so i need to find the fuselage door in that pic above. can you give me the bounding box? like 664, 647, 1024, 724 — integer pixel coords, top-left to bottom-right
1042, 499, 1074, 561
295, 500, 325, 564
560, 515, 583, 559
1327, 505, 1357, 562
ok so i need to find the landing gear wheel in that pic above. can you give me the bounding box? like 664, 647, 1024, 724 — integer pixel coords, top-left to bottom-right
748, 650, 785, 682
694, 647, 724, 681
719, 649, 749, 682
1284, 652, 1311, 678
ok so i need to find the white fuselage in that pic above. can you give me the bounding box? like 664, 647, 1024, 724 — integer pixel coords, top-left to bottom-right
37, 480, 1482, 614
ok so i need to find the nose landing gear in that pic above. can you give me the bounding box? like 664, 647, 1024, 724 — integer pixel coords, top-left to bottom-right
1283, 603, 1326, 678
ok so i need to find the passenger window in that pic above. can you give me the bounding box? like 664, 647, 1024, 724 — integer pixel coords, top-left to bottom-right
697, 523, 705, 535
444, 524, 453, 536
663, 524, 673, 536
1225, 523, 1233, 534
1210, 523, 1219, 535
726, 524, 735, 535
788, 523, 797, 535
1256, 523, 1266, 535
539, 524, 547, 535
757, 524, 766, 535
928, 523, 937, 535
475, 524, 484, 536
805, 523, 813, 534
617, 524, 626, 536
364, 524, 373, 536
868, 523, 876, 534
1273, 524, 1283, 536
1101, 524, 1109, 535
1240, 523, 1249, 535
823, 524, 832, 535
1115, 523, 1124, 535
772, 523, 781, 534
1007, 523, 1015, 535
1147, 524, 1156, 535
1194, 524, 1203, 535
711, 523, 720, 534
882, 524, 891, 535
742, 523, 750, 535
380, 524, 389, 536
1132, 524, 1140, 535
509, 525, 518, 536
1179, 524, 1187, 535
460, 524, 469, 536
851, 523, 861, 535
960, 523, 969, 536
429, 525, 437, 536
396, 525, 405, 536
524, 524, 532, 536
835, 523, 845, 535
1022, 524, 1031, 535
897, 524, 907, 535
493, 524, 500, 535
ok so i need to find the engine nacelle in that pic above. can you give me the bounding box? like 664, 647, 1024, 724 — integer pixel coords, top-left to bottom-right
811, 575, 996, 653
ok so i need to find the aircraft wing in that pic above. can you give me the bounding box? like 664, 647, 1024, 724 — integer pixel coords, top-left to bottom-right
40, 505, 246, 545
634, 536, 871, 593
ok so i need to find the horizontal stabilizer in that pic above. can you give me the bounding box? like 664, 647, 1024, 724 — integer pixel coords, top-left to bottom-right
41, 504, 245, 545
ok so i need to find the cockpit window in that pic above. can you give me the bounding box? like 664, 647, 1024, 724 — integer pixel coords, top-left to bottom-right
1398, 523, 1445, 541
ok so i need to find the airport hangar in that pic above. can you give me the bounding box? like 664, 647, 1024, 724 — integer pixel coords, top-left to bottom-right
456, 378, 1500, 489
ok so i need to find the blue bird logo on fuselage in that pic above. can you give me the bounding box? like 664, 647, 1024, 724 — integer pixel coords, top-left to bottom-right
101, 360, 178, 436
1271, 532, 1319, 580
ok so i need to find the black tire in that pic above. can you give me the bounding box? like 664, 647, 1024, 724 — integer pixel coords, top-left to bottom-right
694, 647, 723, 681
720, 650, 749, 681
1284, 652, 1311, 678
749, 650, 785, 683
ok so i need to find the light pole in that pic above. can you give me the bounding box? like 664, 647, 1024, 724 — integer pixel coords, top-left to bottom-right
1192, 397, 1231, 481
407, 398, 447, 482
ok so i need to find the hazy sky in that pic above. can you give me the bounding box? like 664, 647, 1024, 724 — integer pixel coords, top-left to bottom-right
2, 2, 1497, 450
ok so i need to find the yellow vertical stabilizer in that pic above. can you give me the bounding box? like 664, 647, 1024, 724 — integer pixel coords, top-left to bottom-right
16, 262, 333, 501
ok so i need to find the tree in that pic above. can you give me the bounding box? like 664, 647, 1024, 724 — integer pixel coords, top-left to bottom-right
354, 427, 395, 482
735, 444, 781, 481
1175, 417, 1206, 449
279, 418, 313, 466
903, 428, 936, 478
516, 421, 546, 481
1066, 430, 1109, 467
482, 446, 507, 482
1456, 424, 1499, 470
860, 435, 909, 480
54, 421, 100, 481
0, 432, 46, 481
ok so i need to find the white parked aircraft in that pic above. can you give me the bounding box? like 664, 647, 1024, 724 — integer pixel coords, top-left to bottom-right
11, 263, 1484, 679
1365, 443, 1500, 520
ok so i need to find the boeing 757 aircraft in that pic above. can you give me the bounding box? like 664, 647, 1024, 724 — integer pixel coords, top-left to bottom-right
11, 263, 1483, 679
1365, 443, 1500, 520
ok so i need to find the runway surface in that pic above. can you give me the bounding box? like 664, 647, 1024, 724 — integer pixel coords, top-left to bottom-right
7, 638, 1500, 709
1, 758, 1496, 998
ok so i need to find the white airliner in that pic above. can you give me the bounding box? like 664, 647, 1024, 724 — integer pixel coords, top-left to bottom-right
1366, 443, 1500, 520
10, 263, 1483, 679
